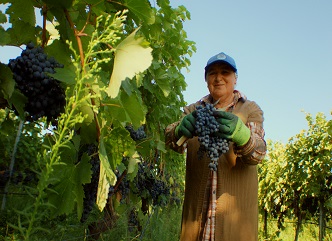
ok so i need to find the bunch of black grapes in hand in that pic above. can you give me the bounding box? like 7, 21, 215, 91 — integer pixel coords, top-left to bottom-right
8, 42, 66, 123
195, 103, 229, 171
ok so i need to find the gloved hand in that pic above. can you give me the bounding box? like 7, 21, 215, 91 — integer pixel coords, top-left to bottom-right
175, 111, 197, 138
213, 111, 251, 146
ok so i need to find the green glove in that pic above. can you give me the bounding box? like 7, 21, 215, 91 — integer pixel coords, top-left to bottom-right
175, 111, 197, 138
213, 111, 250, 146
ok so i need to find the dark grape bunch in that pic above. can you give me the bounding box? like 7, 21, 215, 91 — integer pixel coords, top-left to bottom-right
81, 144, 100, 223
111, 170, 130, 203
195, 103, 230, 171
125, 125, 147, 141
8, 42, 66, 122
133, 161, 170, 206
128, 208, 141, 233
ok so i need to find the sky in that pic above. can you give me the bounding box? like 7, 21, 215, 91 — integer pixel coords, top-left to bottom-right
1, 1, 332, 144
170, 0, 332, 144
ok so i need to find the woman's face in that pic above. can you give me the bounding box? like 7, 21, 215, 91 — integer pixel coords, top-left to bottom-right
206, 62, 237, 101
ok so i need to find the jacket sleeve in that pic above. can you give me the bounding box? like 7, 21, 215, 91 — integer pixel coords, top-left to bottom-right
233, 101, 267, 165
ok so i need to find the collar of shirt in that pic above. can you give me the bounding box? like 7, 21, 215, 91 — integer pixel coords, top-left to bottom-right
199, 90, 247, 110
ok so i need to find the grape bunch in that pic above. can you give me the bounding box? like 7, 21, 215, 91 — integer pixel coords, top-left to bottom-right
114, 170, 130, 203
81, 144, 100, 223
133, 161, 170, 207
8, 42, 66, 123
195, 103, 229, 171
128, 208, 141, 233
125, 125, 147, 141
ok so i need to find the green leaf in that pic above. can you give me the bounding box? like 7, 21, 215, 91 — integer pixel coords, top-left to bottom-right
0, 10, 7, 23
48, 164, 76, 216
120, 91, 146, 128
0, 28, 11, 45
0, 63, 15, 99
7, 21, 37, 45
6, 0, 35, 25
8, 89, 26, 118
106, 28, 153, 98
124, 0, 155, 24
105, 127, 136, 168
49, 152, 92, 217
76, 104, 97, 144
327, 120, 332, 136
74, 153, 92, 218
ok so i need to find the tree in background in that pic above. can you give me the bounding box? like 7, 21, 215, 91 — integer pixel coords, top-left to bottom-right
259, 112, 332, 241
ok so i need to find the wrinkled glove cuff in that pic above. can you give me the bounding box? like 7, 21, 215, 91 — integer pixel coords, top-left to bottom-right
232, 120, 251, 146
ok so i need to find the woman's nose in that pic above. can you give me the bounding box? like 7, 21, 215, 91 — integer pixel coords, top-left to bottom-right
215, 73, 223, 81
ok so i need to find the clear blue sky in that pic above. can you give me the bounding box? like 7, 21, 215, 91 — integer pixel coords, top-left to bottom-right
171, 0, 332, 143
1, 1, 331, 144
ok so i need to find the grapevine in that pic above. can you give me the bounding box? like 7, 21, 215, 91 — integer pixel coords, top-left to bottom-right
8, 42, 66, 123
195, 103, 230, 171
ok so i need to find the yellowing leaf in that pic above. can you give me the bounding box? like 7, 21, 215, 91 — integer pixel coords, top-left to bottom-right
127, 152, 140, 174
96, 138, 117, 211
96, 162, 110, 211
106, 28, 153, 98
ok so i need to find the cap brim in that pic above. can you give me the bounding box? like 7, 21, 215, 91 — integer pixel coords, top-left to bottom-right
205, 60, 237, 72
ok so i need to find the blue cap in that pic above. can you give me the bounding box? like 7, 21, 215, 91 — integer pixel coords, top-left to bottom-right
204, 52, 237, 73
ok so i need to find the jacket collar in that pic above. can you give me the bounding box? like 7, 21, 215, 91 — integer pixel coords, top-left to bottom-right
200, 90, 247, 107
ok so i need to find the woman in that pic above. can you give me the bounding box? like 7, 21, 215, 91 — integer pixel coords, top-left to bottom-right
165, 52, 266, 241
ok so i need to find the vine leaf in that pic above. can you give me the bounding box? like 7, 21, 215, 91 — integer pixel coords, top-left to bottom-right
6, 0, 35, 26
0, 63, 15, 100
4, 0, 37, 45
96, 158, 110, 212
106, 28, 153, 98
120, 91, 146, 128
124, 0, 155, 25
48, 152, 92, 217
8, 89, 26, 118
97, 137, 117, 211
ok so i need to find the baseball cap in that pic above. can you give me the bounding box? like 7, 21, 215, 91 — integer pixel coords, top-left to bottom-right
204, 52, 237, 73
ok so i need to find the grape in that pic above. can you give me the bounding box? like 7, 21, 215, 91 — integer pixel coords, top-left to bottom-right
133, 161, 170, 207
128, 208, 141, 233
8, 42, 66, 123
114, 170, 130, 203
107, 157, 131, 203
125, 125, 147, 141
194, 103, 230, 171
81, 144, 100, 223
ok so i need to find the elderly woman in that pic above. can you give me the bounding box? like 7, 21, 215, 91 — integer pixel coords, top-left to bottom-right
165, 52, 267, 241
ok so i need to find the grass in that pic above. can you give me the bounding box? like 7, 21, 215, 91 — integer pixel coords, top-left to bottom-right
259, 218, 332, 241
2, 199, 332, 241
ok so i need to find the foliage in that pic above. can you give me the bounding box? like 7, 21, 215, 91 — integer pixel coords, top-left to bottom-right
0, 0, 194, 239
259, 112, 332, 240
